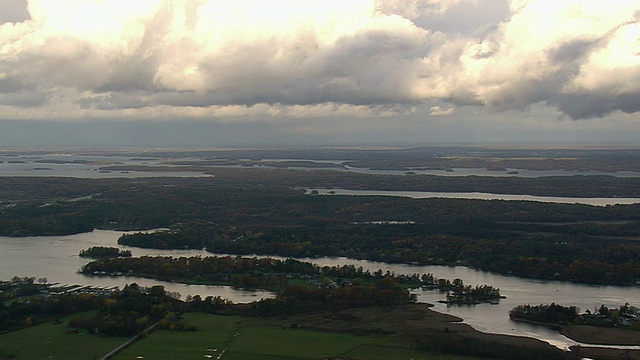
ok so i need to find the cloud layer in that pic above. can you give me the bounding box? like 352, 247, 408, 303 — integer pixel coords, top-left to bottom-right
0, 0, 639, 121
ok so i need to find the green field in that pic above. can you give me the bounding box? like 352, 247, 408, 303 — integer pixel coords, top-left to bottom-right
0, 312, 492, 360
0, 311, 125, 360
115, 313, 486, 360
115, 313, 241, 359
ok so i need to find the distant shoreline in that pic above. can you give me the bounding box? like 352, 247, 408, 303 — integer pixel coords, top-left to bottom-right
560, 324, 640, 346
510, 317, 640, 346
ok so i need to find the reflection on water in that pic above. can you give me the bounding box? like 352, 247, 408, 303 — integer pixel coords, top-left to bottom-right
344, 166, 640, 178
4, 153, 640, 179
0, 230, 271, 303
299, 255, 640, 350
0, 154, 210, 178
308, 188, 640, 206
1, 230, 638, 349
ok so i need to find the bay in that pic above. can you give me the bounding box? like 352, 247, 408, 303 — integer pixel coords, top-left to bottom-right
1, 230, 639, 350
5, 153, 640, 179
0, 230, 271, 303
307, 188, 640, 206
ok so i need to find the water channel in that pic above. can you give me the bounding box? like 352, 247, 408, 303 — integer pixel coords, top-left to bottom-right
2, 154, 639, 350
307, 188, 640, 206
0, 230, 271, 303
1, 230, 638, 350
4, 153, 640, 179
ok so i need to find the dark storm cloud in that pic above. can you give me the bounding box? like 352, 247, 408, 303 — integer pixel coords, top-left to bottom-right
552, 93, 640, 120
547, 39, 602, 64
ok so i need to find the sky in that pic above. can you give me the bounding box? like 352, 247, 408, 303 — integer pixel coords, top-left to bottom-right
0, 0, 639, 147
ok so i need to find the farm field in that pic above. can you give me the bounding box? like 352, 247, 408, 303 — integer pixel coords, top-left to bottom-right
116, 312, 487, 360
0, 311, 125, 360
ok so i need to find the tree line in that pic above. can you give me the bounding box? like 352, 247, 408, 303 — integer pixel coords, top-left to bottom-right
79, 246, 132, 259
509, 302, 640, 330
3, 176, 640, 285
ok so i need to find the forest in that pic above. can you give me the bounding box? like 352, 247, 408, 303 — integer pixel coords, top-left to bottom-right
3, 148, 640, 360
1, 169, 640, 285
509, 302, 640, 330
0, 272, 414, 336
79, 246, 131, 259
79, 255, 501, 305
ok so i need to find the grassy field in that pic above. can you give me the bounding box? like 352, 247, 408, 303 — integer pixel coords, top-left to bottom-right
1, 305, 549, 360
227, 324, 390, 359
0, 311, 126, 360
115, 313, 241, 359
115, 312, 487, 360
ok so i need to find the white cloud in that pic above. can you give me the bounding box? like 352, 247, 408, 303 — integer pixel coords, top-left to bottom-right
0, 0, 639, 122
376, 0, 478, 19
456, 0, 640, 118
429, 105, 455, 116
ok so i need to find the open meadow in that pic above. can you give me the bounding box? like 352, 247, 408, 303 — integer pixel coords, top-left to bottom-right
115, 312, 487, 360
0, 311, 125, 360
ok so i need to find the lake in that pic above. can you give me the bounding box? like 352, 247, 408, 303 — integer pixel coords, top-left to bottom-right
2, 152, 640, 350
0, 230, 271, 303
307, 188, 640, 206
0, 230, 638, 350
0, 154, 211, 178
4, 153, 640, 179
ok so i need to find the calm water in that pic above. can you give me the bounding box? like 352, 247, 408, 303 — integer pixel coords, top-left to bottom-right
4, 153, 640, 179
0, 230, 271, 303
0, 154, 210, 178
2, 154, 640, 349
343, 166, 640, 178
1, 230, 638, 350
308, 188, 640, 206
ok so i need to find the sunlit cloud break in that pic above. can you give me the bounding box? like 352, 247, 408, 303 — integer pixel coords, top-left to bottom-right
0, 0, 639, 121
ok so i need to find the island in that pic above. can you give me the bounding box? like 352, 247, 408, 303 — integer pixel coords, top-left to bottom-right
79, 255, 502, 305
79, 246, 132, 259
3, 146, 640, 359
509, 302, 640, 351
0, 276, 561, 360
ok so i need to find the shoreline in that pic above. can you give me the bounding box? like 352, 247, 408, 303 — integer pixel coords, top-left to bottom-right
561, 325, 640, 346
255, 303, 640, 359
259, 303, 568, 359
482, 315, 640, 359
510, 317, 640, 346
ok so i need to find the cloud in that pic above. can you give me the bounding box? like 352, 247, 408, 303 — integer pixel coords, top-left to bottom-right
376, 0, 483, 20
429, 105, 455, 115
458, 0, 640, 118
0, 0, 639, 122
0, 0, 29, 23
